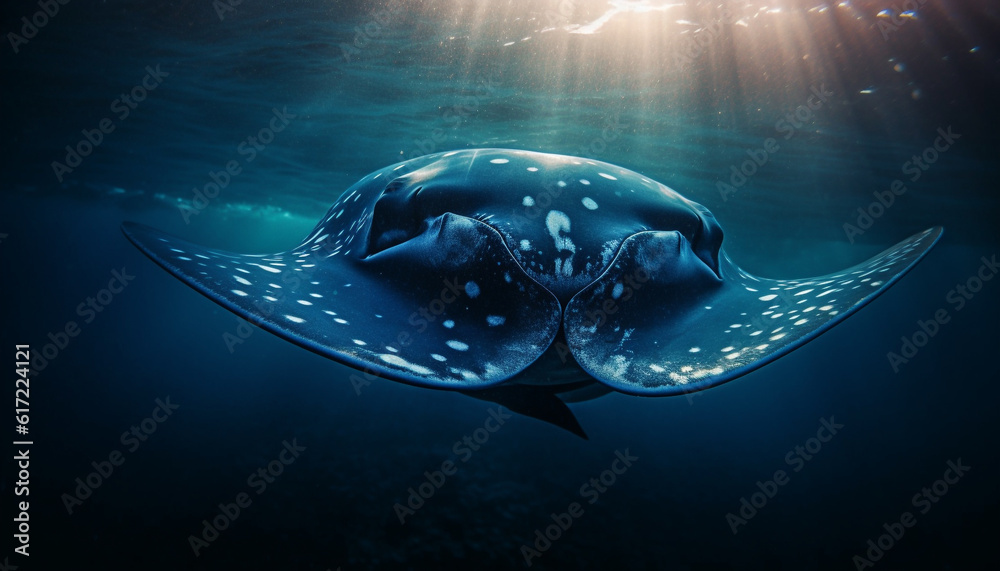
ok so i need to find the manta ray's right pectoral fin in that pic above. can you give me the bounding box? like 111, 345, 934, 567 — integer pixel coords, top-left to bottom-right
564, 227, 943, 396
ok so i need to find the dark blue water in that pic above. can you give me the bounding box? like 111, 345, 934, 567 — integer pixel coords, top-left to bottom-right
2, 1, 998, 569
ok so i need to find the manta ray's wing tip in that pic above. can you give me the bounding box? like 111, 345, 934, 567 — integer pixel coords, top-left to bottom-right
121, 221, 170, 258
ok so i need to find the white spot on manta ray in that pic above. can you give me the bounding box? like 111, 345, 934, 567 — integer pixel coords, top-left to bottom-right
446, 340, 469, 351
581, 197, 598, 210
443, 320, 455, 329
379, 354, 434, 376
465, 280, 481, 298
490, 158, 509, 164
455, 369, 480, 381
486, 315, 506, 326
522, 196, 535, 207
520, 239, 532, 251
612, 282, 624, 299
545, 210, 575, 278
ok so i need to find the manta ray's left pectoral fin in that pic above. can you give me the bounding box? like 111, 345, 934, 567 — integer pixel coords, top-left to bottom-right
564, 227, 943, 396
121, 214, 562, 391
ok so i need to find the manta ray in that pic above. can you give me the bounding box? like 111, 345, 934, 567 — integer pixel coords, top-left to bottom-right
123, 149, 941, 438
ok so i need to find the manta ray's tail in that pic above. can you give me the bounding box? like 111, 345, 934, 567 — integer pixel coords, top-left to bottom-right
461, 384, 588, 440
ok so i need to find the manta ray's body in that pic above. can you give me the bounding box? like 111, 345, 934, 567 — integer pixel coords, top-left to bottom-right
124, 149, 941, 437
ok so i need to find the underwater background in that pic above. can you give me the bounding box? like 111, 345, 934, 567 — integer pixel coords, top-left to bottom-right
2, 0, 999, 569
